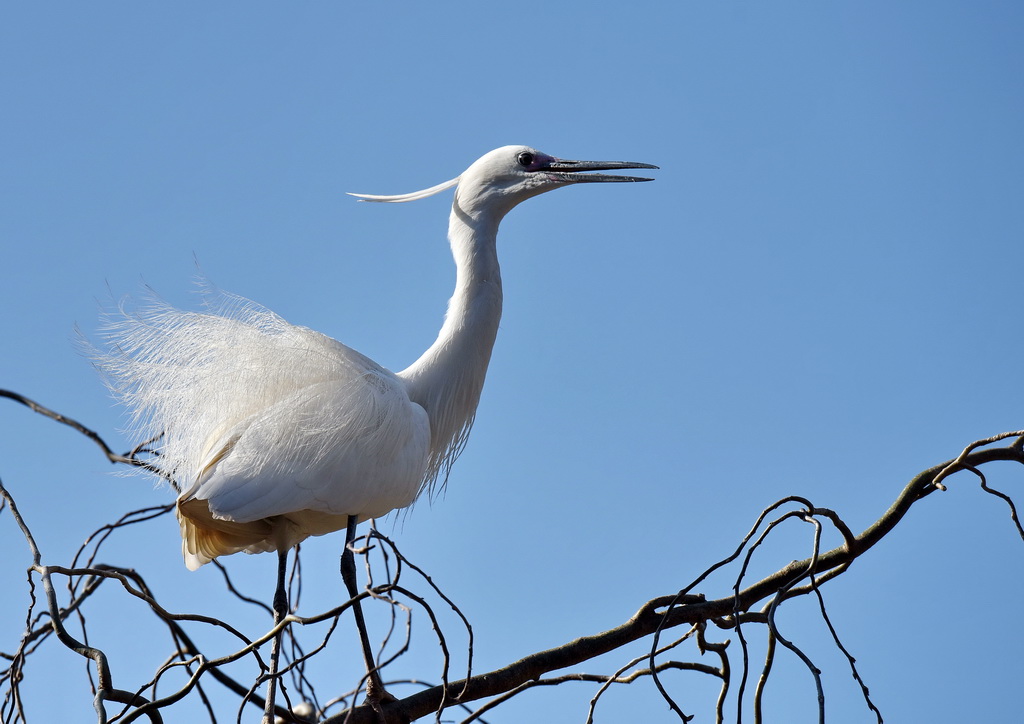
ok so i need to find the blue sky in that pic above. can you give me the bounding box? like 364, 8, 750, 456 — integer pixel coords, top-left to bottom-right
2, 3, 1023, 722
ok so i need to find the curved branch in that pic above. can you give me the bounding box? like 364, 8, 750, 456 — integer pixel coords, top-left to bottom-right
0, 389, 159, 472
328, 440, 1024, 723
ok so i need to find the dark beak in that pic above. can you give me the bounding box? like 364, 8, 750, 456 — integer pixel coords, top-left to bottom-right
538, 158, 659, 183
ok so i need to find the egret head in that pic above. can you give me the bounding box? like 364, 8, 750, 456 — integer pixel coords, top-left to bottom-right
349, 145, 657, 220
455, 145, 657, 217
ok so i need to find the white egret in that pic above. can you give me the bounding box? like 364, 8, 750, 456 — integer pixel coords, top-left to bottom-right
97, 144, 656, 712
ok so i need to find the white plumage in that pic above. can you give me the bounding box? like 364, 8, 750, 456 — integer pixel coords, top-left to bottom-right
96, 145, 656, 570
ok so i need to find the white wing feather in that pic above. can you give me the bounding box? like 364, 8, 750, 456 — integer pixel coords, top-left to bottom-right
96, 289, 430, 524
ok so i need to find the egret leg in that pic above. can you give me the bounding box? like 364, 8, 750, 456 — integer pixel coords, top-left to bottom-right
341, 516, 395, 711
262, 547, 289, 724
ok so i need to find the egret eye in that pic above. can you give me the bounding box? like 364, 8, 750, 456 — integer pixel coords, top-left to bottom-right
517, 151, 535, 167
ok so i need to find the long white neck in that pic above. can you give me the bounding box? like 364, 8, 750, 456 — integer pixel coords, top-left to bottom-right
397, 192, 505, 488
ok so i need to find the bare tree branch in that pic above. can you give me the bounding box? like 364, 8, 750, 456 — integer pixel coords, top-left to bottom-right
3, 389, 1023, 723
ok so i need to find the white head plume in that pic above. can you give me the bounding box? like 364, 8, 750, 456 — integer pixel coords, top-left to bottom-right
347, 176, 460, 203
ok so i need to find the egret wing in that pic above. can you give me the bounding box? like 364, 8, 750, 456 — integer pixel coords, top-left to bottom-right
190, 370, 431, 524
